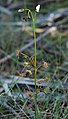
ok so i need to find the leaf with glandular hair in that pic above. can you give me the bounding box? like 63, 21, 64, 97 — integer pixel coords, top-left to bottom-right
26, 70, 32, 75
24, 61, 29, 67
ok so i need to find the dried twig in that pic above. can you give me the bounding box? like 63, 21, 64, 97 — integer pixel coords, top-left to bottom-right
0, 27, 56, 64
0, 6, 12, 15
0, 75, 49, 87
38, 0, 65, 5
8, 1, 32, 10
7, 0, 65, 10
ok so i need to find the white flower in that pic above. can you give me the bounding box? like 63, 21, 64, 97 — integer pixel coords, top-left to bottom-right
18, 9, 24, 12
18, 9, 22, 12
36, 5, 40, 12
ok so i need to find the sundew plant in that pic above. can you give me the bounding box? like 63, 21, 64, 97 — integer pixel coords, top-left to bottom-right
18, 4, 40, 119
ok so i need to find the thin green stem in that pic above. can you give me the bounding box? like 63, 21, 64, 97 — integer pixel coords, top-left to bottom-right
19, 8, 38, 118
29, 10, 38, 119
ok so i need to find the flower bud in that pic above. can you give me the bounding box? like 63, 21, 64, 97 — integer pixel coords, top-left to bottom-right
36, 5, 40, 13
